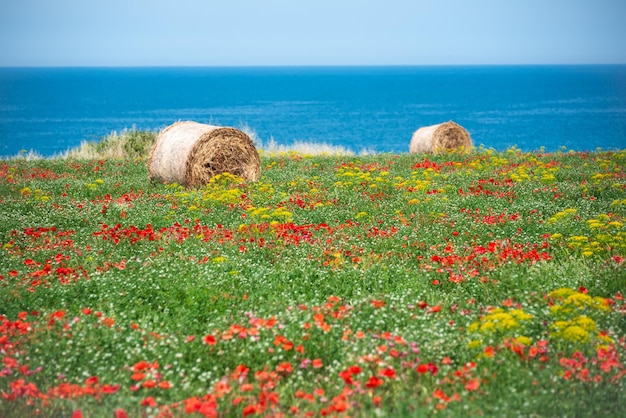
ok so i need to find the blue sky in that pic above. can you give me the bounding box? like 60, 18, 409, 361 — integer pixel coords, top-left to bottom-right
1, 0, 625, 66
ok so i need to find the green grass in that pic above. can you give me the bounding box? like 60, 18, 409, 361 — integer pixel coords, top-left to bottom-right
0, 143, 625, 417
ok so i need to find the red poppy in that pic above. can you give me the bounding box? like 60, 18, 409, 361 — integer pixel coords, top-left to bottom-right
131, 373, 146, 381
465, 378, 480, 391
203, 334, 217, 345
365, 376, 384, 388
242, 404, 258, 416
371, 299, 385, 308
416, 364, 429, 374
133, 361, 150, 372
484, 346, 495, 358
102, 384, 120, 394
427, 305, 442, 314
114, 409, 128, 418
276, 362, 293, 374
379, 367, 396, 379
140, 396, 157, 407
84, 376, 99, 385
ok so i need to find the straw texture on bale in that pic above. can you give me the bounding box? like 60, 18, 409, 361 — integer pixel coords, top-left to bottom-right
149, 121, 260, 187
409, 121, 473, 154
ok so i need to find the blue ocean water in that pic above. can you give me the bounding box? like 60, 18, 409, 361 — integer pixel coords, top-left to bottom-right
0, 66, 625, 157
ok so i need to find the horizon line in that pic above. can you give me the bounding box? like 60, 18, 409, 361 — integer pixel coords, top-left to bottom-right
1, 62, 626, 69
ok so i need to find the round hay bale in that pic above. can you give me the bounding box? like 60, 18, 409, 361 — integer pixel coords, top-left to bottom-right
409, 121, 473, 154
149, 121, 260, 187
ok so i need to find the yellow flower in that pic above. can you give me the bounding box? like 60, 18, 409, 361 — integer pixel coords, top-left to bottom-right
586, 219, 603, 228
549, 305, 565, 315
549, 288, 576, 299
573, 315, 597, 332
479, 321, 496, 333
510, 309, 533, 321
271, 207, 293, 219
598, 334, 614, 345
515, 336, 532, 346
562, 325, 589, 343
564, 293, 609, 311
552, 320, 570, 331
467, 340, 483, 349
481, 312, 519, 332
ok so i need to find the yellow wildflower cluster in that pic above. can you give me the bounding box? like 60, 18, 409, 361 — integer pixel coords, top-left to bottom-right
19, 186, 51, 202
548, 288, 610, 313
202, 173, 245, 204
173, 173, 246, 209
548, 208, 577, 224
567, 214, 624, 257
334, 166, 391, 189
508, 165, 531, 183
552, 315, 598, 344
506, 158, 559, 183
468, 308, 533, 334
393, 169, 437, 192
466, 308, 534, 351
82, 178, 105, 192
548, 288, 613, 347
249, 180, 275, 201
247, 206, 293, 223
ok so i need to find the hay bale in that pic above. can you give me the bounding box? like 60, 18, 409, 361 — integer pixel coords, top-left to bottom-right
409, 121, 473, 154
149, 121, 260, 187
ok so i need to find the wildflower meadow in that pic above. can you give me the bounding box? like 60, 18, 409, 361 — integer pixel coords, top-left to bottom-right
1, 147, 625, 417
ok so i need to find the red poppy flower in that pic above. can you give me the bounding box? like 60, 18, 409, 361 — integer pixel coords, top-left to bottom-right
416, 364, 429, 374
203, 335, 217, 345
465, 378, 480, 391
114, 409, 128, 418
365, 376, 384, 388
131, 372, 146, 381
102, 384, 120, 394
84, 376, 99, 385
276, 362, 293, 374
379, 367, 396, 379
140, 396, 157, 407
133, 361, 149, 372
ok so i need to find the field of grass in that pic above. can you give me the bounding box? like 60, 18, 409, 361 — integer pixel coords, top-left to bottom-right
1, 144, 625, 417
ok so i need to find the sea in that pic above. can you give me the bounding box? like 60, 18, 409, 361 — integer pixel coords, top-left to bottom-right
0, 65, 625, 157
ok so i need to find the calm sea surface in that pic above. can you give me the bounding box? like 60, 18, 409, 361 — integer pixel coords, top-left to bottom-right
0, 66, 625, 157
